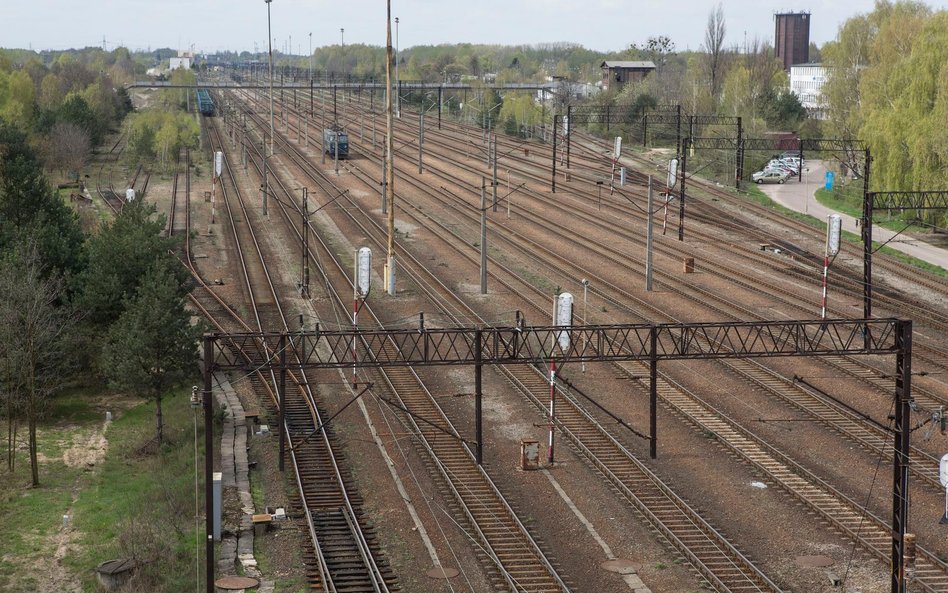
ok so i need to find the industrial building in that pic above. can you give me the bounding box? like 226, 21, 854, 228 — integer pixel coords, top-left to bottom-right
170, 50, 194, 70
774, 12, 810, 71
600, 61, 656, 91
789, 62, 828, 118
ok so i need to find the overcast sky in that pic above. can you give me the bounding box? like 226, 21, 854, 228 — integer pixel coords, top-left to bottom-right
3, 0, 947, 55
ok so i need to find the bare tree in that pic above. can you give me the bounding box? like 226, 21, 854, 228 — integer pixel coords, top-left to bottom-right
703, 3, 727, 97
46, 121, 91, 181
0, 240, 77, 486
640, 35, 676, 71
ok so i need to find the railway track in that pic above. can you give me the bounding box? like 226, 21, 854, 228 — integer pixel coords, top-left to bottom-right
229, 87, 948, 591
236, 106, 571, 593
312, 95, 948, 402
94, 133, 128, 213
331, 141, 948, 590
337, 93, 948, 350
568, 130, 948, 322
233, 89, 791, 593
193, 120, 399, 593
324, 94, 948, 405
306, 90, 944, 576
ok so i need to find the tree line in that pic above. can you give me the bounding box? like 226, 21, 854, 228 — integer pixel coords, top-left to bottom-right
822, 1, 946, 191
259, 1, 944, 192
0, 48, 201, 487
0, 48, 136, 182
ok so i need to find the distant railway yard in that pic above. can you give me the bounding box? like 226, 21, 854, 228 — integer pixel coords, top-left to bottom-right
103, 71, 946, 593
3, 8, 947, 591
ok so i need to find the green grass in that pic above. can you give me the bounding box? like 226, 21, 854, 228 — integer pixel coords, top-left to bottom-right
815, 186, 948, 277
0, 385, 204, 593
815, 185, 938, 236
0, 458, 80, 593
741, 184, 819, 225
64, 385, 204, 592
735, 184, 948, 278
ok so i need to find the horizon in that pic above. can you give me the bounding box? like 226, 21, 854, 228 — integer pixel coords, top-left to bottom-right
4, 0, 947, 57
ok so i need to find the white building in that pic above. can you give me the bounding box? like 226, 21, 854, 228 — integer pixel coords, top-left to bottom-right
170, 50, 194, 71
789, 63, 827, 119
169, 57, 191, 70
535, 78, 599, 103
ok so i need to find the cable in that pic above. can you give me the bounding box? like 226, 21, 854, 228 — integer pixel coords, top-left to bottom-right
372, 387, 470, 593
840, 395, 895, 588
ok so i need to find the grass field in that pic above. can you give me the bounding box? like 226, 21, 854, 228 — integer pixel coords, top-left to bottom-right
0, 384, 204, 593
738, 184, 947, 278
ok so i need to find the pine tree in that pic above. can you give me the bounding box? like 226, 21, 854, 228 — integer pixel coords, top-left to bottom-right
100, 257, 201, 446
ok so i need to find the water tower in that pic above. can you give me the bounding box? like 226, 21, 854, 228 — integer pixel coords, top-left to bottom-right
775, 12, 811, 71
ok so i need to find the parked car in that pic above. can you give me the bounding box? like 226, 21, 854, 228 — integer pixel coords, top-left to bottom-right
765, 163, 796, 176
778, 158, 801, 169
768, 160, 799, 174
752, 170, 789, 184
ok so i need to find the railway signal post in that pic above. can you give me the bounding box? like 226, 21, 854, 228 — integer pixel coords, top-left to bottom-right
353, 248, 372, 388
549, 293, 574, 464
821, 214, 842, 319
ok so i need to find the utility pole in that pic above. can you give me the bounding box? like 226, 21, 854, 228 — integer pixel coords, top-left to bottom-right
301, 188, 309, 297
480, 177, 487, 295
418, 113, 424, 174
263, 0, 274, 217
385, 2, 396, 295
395, 17, 400, 118
646, 177, 654, 291
261, 134, 268, 216
492, 135, 498, 212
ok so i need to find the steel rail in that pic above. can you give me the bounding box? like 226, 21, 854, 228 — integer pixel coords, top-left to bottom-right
237, 88, 785, 593
237, 97, 570, 593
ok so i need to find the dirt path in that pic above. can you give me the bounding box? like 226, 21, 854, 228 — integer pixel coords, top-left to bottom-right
37, 418, 111, 593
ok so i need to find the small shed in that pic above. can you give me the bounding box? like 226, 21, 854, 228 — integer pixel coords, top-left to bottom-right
95, 558, 138, 590
601, 61, 656, 91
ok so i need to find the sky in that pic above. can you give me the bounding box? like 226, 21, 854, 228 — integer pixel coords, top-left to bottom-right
2, 0, 947, 55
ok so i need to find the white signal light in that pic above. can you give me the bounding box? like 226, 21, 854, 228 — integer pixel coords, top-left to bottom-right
668, 158, 679, 188
827, 214, 842, 256
357, 247, 372, 298
554, 293, 573, 351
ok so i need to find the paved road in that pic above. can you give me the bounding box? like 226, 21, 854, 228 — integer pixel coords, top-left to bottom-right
756, 161, 948, 270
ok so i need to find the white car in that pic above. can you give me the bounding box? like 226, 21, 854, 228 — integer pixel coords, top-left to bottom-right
752, 170, 789, 184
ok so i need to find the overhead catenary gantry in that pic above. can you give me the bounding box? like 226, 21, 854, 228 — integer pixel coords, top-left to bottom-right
673, 137, 867, 243
862, 190, 948, 321
201, 317, 915, 593
549, 105, 743, 193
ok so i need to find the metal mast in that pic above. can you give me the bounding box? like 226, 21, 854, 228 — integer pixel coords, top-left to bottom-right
385, 1, 396, 294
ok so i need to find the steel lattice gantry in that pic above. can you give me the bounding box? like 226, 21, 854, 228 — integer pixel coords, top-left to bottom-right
201, 318, 913, 593
673, 136, 867, 241
862, 190, 948, 321
550, 105, 693, 193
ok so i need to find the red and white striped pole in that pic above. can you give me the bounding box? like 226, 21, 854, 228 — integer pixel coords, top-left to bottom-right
548, 357, 556, 465
662, 195, 669, 235
352, 298, 358, 388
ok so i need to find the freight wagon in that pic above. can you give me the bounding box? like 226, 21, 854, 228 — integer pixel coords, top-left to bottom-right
196, 89, 215, 116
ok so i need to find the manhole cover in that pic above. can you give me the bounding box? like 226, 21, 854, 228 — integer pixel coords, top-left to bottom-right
215, 576, 260, 590
426, 566, 459, 579
601, 559, 641, 574
795, 555, 835, 568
